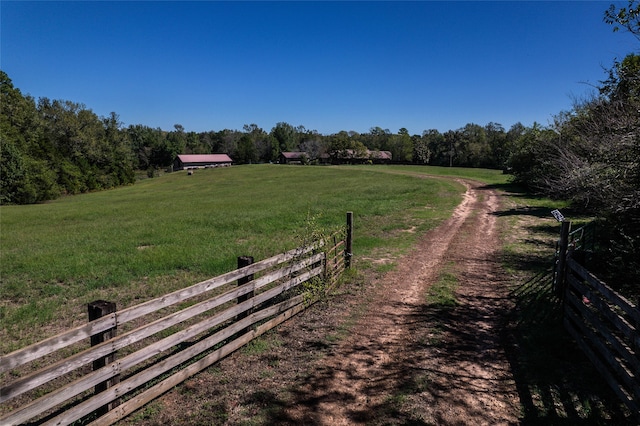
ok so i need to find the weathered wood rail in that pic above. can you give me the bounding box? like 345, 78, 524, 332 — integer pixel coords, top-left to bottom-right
556, 221, 640, 419
562, 257, 640, 418
0, 222, 350, 425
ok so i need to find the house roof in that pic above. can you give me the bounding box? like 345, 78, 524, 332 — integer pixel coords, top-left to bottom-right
281, 152, 308, 159
336, 149, 392, 160
368, 150, 392, 160
177, 154, 232, 163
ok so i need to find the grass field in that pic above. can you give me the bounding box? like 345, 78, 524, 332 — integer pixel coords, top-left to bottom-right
0, 164, 507, 352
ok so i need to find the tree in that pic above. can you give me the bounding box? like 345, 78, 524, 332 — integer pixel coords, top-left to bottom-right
218, 129, 241, 158
0, 139, 26, 203
299, 136, 324, 163
598, 2, 640, 290
365, 127, 391, 151
389, 128, 413, 162
600, 53, 640, 102
419, 129, 445, 166
505, 122, 526, 167
102, 112, 135, 186
0, 71, 40, 203
506, 50, 640, 289
2, 72, 136, 200
485, 122, 507, 169
37, 98, 107, 192
443, 130, 460, 167
166, 124, 187, 157
235, 134, 258, 164
458, 123, 489, 167
185, 131, 205, 154
256, 135, 275, 163
506, 122, 560, 191
270, 122, 296, 154
605, 0, 640, 39
327, 131, 367, 163
241, 123, 269, 162
412, 134, 431, 164
557, 70, 639, 214
19, 157, 61, 203
126, 124, 164, 170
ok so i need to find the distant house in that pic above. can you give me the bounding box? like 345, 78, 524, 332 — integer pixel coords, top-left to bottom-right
279, 152, 309, 165
322, 149, 392, 165
173, 154, 233, 171
368, 150, 393, 164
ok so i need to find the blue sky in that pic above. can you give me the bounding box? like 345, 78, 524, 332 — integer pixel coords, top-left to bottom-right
1, 1, 637, 135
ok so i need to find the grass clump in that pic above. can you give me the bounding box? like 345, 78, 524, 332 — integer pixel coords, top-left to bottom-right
425, 263, 458, 309
242, 335, 282, 356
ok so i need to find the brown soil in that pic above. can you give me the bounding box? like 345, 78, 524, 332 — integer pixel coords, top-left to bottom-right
126, 181, 521, 425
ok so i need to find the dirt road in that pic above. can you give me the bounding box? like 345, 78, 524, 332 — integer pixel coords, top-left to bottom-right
138, 180, 522, 425
283, 180, 521, 425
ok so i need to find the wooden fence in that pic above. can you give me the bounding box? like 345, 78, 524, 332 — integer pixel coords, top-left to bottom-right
556, 221, 640, 419
0, 217, 351, 425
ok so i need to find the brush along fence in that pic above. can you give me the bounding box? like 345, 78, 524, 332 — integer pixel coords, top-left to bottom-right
0, 218, 351, 425
555, 221, 640, 419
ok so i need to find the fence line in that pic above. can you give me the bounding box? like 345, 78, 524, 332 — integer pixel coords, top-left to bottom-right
0, 243, 316, 376
556, 221, 640, 419
1, 214, 352, 425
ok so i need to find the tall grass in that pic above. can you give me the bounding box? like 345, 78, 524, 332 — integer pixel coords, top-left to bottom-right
0, 164, 506, 351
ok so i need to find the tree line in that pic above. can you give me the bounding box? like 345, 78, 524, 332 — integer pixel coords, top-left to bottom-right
0, 69, 545, 204
1, 46, 637, 211
1, 1, 636, 207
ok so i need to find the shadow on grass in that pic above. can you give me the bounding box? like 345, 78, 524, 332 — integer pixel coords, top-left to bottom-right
482, 182, 593, 224
494, 205, 557, 219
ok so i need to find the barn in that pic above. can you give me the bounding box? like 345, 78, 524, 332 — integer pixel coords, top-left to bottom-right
368, 150, 393, 164
279, 152, 309, 164
173, 154, 233, 171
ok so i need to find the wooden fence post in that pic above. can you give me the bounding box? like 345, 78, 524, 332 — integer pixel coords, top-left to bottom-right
346, 211, 353, 269
332, 233, 338, 271
637, 298, 640, 359
237, 256, 255, 334
88, 300, 120, 416
556, 220, 571, 300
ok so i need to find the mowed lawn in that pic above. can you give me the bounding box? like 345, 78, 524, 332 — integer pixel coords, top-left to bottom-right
0, 164, 506, 352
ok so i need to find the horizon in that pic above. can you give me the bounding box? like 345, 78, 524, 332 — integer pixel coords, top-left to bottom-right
2, 1, 637, 135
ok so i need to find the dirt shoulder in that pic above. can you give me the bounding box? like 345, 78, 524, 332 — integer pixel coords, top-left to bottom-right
125, 180, 524, 425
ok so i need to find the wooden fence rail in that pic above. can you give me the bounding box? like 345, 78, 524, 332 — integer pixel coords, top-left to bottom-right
557, 224, 640, 420
1, 217, 351, 425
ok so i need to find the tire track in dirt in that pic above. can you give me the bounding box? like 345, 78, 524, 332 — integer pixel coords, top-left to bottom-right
283, 181, 520, 425
419, 185, 520, 425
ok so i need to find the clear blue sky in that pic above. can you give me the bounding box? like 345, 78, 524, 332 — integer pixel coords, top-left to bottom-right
1, 1, 637, 135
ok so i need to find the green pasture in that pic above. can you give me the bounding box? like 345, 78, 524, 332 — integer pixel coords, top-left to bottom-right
0, 164, 506, 351
356, 164, 511, 185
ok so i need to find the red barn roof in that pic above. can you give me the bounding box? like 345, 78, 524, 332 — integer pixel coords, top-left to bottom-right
177, 154, 232, 163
